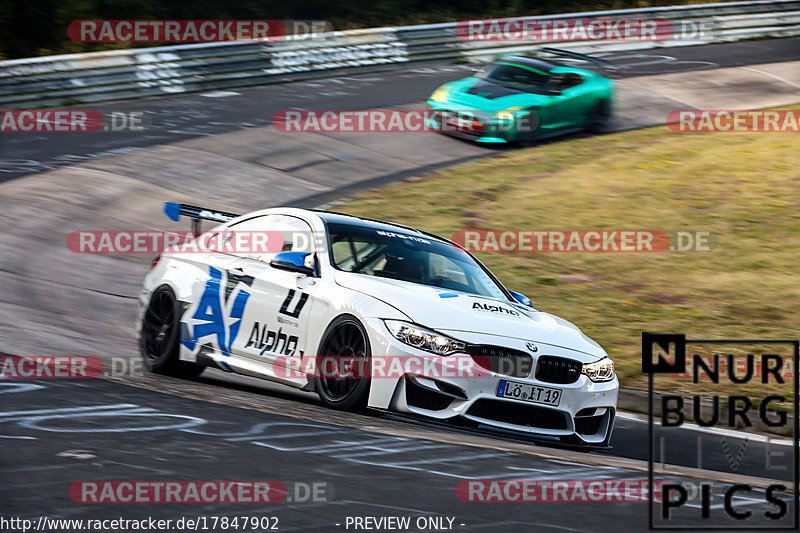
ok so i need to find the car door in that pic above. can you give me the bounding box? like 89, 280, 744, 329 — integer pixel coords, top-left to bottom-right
177, 232, 253, 363
220, 214, 319, 377
544, 73, 591, 130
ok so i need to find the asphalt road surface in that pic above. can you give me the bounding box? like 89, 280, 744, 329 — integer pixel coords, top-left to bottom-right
1, 37, 798, 532
1, 373, 793, 532
2, 37, 799, 181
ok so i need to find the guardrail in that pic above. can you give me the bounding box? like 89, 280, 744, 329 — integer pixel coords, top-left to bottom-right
1, 0, 799, 108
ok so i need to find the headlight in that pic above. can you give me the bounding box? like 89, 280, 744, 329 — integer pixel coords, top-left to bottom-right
384, 320, 466, 355
493, 106, 525, 122
430, 85, 452, 103
582, 357, 615, 382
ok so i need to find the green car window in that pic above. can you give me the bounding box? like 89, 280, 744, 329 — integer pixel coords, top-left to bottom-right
478, 63, 551, 93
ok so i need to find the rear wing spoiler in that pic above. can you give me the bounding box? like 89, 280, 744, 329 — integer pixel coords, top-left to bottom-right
538, 47, 617, 72
163, 201, 241, 233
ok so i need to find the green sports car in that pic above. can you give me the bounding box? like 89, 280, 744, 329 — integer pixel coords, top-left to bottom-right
427, 48, 615, 144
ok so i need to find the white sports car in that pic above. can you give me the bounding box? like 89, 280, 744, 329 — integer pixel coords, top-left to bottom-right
137, 202, 618, 448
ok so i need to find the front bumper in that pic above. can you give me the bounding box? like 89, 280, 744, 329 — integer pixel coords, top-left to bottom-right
425, 102, 517, 144
364, 318, 618, 446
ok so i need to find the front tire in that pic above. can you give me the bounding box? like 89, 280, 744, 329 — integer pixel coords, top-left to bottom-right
315, 315, 371, 411
140, 285, 204, 379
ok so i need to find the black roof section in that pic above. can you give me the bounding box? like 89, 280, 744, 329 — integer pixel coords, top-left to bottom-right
311, 210, 453, 245
495, 55, 556, 74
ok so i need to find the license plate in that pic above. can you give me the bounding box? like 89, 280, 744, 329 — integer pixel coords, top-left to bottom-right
496, 380, 562, 406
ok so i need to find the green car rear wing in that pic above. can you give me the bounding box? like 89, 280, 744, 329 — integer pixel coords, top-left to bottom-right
538, 47, 618, 72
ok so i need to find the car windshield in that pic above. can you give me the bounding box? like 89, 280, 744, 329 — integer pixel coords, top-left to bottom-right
478, 62, 551, 93
327, 222, 509, 300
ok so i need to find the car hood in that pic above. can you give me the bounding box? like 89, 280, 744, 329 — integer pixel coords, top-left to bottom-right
437, 78, 549, 112
334, 272, 606, 361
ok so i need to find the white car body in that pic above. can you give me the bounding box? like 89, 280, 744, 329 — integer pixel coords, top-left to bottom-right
138, 205, 618, 447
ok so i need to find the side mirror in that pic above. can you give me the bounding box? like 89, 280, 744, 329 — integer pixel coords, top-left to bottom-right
270, 251, 315, 276
508, 289, 533, 307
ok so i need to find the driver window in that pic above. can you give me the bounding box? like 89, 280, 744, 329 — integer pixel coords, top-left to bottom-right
331, 237, 426, 282
557, 73, 583, 91
212, 214, 314, 263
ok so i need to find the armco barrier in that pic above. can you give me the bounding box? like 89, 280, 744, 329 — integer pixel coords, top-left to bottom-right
1, 0, 799, 108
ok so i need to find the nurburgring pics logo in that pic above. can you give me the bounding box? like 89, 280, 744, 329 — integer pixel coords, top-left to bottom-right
643, 333, 798, 529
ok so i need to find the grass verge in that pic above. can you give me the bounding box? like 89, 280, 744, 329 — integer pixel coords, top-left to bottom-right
334, 124, 800, 395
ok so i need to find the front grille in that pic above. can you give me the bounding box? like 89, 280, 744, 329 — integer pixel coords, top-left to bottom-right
405, 380, 453, 411
435, 110, 487, 137
535, 356, 582, 384
467, 345, 533, 378
466, 399, 568, 430
452, 128, 484, 139
576, 415, 604, 436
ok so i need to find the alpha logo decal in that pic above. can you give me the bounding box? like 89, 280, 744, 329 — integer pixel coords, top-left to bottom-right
182, 267, 252, 356
472, 301, 520, 316
245, 322, 302, 357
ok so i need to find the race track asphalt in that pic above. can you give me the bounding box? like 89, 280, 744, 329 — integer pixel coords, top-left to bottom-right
1, 37, 798, 532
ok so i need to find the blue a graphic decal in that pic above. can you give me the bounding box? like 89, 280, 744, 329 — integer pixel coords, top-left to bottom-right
184, 267, 251, 356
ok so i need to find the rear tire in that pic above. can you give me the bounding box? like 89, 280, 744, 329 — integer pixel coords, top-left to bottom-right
315, 315, 371, 411
587, 100, 611, 133
140, 285, 204, 379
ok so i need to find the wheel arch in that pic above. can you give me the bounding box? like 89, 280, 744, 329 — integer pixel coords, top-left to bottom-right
316, 313, 372, 357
